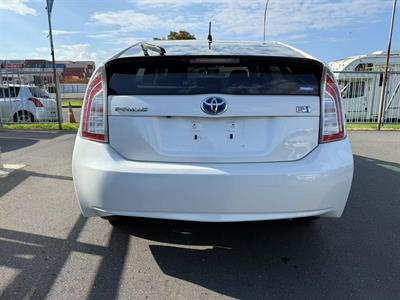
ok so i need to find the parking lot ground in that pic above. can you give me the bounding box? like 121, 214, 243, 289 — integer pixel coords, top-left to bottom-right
0, 130, 399, 299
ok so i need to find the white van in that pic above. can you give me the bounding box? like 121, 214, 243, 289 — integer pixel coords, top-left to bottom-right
329, 51, 400, 122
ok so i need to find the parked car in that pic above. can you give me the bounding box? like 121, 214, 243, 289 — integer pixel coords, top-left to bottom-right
72, 40, 354, 223
0, 84, 58, 122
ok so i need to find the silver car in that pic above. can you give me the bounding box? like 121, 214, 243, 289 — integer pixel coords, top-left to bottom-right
0, 84, 58, 123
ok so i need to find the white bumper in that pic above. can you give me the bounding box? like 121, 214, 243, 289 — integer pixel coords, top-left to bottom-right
34, 108, 58, 122
72, 136, 353, 222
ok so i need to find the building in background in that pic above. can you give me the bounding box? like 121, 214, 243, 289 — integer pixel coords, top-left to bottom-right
58, 60, 95, 84
0, 59, 95, 83
0, 59, 95, 99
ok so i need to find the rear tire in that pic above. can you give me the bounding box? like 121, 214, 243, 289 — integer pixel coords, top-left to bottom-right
100, 215, 121, 224
292, 216, 320, 223
13, 111, 35, 123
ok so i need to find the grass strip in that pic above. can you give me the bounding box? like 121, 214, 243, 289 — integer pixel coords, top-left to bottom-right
2, 123, 399, 131
3, 123, 79, 130
61, 99, 83, 108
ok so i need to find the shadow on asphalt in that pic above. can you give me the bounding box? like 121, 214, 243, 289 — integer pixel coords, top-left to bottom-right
0, 155, 399, 299
0, 137, 38, 153
0, 216, 130, 300
0, 130, 73, 153
108, 154, 400, 299
0, 169, 72, 198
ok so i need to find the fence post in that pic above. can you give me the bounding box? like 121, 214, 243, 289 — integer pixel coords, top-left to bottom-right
378, 0, 397, 130
46, 0, 63, 130
56, 75, 63, 125
378, 73, 390, 130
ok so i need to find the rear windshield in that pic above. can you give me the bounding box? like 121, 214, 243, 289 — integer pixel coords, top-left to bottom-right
29, 87, 50, 98
107, 57, 322, 96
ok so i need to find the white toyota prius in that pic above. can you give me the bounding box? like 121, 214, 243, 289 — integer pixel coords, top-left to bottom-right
72, 40, 353, 223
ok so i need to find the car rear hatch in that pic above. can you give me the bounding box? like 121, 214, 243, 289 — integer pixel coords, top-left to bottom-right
106, 56, 323, 163
28, 87, 57, 113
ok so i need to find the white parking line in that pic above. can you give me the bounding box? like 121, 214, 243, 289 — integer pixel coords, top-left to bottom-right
3, 164, 26, 170
0, 164, 26, 178
0, 169, 9, 178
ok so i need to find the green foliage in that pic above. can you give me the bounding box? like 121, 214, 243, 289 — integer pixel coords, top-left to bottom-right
3, 123, 399, 131
62, 99, 83, 108
3, 123, 80, 130
168, 30, 196, 40
154, 30, 196, 41
346, 123, 400, 130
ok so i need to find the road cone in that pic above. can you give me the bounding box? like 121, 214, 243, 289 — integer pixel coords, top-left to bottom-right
68, 102, 76, 123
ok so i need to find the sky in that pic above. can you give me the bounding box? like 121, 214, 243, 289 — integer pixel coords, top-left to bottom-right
0, 0, 397, 65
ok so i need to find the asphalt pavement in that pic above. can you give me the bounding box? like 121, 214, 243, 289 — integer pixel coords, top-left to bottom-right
0, 129, 399, 300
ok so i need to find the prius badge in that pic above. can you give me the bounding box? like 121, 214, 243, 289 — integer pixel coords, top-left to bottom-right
115, 106, 148, 113
201, 97, 227, 115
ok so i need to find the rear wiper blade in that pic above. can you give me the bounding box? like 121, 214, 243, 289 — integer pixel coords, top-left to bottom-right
140, 42, 166, 56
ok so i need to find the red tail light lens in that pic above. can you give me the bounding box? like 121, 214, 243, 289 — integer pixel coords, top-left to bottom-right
81, 67, 107, 142
320, 72, 346, 143
28, 97, 44, 107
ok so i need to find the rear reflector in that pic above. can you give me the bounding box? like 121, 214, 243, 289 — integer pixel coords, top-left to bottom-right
320, 72, 346, 143
81, 67, 107, 142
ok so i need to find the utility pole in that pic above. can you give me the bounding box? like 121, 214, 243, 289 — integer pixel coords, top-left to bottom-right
263, 0, 271, 42
377, 0, 397, 130
46, 0, 62, 130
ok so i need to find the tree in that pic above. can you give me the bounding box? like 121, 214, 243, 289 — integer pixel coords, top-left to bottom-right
153, 30, 196, 41
168, 30, 196, 40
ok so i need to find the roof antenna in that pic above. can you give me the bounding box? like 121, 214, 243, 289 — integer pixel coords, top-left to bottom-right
263, 0, 270, 42
207, 21, 213, 49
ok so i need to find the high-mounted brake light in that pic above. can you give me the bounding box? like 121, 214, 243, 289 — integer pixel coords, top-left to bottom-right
81, 67, 107, 142
28, 97, 44, 107
320, 71, 346, 143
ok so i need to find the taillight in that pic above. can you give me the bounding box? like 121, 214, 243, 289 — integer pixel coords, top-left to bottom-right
81, 67, 107, 142
320, 71, 346, 143
28, 97, 44, 107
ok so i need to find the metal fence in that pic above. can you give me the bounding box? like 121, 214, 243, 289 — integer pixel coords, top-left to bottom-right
333, 71, 400, 124
0, 70, 85, 124
1, 69, 400, 125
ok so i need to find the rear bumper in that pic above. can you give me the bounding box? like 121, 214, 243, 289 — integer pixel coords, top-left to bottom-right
72, 136, 353, 222
34, 108, 58, 122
